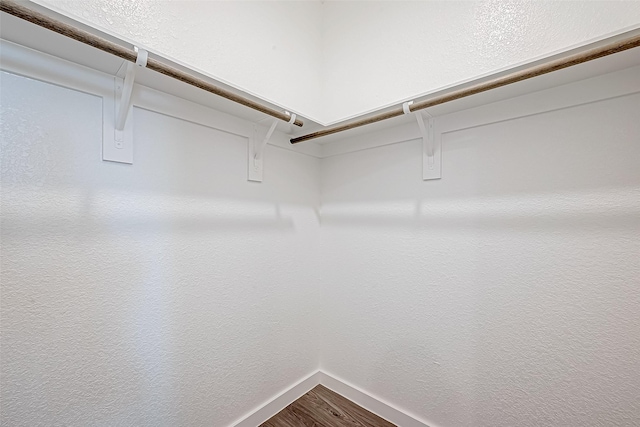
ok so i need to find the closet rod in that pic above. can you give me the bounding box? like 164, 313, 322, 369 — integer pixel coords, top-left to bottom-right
0, 0, 304, 127
291, 32, 640, 144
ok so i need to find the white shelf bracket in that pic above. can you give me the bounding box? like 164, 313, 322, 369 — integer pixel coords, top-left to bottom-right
403, 101, 441, 180
248, 112, 295, 182
103, 47, 148, 164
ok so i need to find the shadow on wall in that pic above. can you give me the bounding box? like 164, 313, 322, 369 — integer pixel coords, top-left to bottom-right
0, 70, 323, 240
320, 189, 640, 232
320, 93, 640, 232
1, 185, 297, 240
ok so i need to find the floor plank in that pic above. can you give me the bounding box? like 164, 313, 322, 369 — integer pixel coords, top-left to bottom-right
261, 385, 396, 427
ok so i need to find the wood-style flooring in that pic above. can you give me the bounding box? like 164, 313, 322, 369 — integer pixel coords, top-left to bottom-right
261, 385, 396, 427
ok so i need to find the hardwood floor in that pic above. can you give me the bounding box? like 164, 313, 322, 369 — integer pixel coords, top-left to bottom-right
261, 385, 396, 427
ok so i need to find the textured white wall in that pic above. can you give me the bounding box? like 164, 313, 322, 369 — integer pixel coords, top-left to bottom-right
32, 0, 325, 122
0, 71, 321, 426
321, 0, 640, 123
320, 93, 640, 426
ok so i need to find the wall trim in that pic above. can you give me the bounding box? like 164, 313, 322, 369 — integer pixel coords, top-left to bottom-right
319, 371, 436, 427
230, 371, 322, 427
0, 39, 323, 159
320, 64, 640, 159
2, 38, 638, 162
228, 370, 438, 427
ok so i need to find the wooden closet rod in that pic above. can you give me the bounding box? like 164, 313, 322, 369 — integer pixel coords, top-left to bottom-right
0, 0, 304, 127
291, 32, 640, 144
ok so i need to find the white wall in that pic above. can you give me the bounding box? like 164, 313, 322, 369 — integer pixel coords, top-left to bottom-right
319, 90, 640, 425
32, 0, 325, 122
0, 70, 321, 426
321, 0, 640, 123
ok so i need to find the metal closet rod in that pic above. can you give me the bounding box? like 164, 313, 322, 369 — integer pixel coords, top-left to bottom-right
0, 0, 304, 127
291, 32, 640, 144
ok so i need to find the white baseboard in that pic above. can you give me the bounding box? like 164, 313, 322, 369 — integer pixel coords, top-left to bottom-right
319, 371, 436, 427
230, 369, 438, 427
231, 370, 321, 427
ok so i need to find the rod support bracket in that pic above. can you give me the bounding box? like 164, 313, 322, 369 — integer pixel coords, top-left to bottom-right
116, 47, 147, 134
248, 118, 278, 182
104, 46, 147, 164
404, 101, 441, 180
